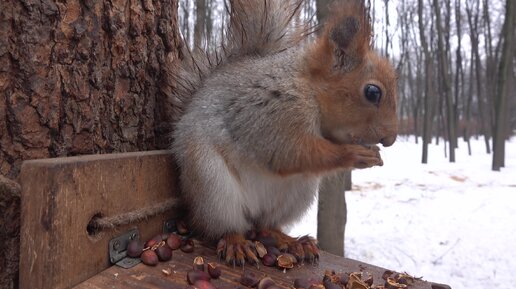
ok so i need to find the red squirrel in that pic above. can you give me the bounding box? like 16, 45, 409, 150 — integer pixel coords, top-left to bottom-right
171, 0, 398, 265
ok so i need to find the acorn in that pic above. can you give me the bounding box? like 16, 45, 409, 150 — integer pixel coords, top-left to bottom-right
141, 250, 159, 266
240, 271, 260, 287
207, 262, 221, 279
126, 240, 144, 258
187, 270, 211, 285
181, 239, 195, 253
261, 253, 276, 267
156, 245, 173, 261
385, 277, 407, 289
193, 256, 205, 271
257, 277, 276, 289
166, 233, 182, 250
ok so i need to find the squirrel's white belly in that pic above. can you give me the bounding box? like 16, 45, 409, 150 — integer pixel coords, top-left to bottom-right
237, 165, 320, 229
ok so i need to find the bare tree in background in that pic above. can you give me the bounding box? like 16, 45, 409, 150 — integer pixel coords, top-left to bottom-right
492, 0, 514, 171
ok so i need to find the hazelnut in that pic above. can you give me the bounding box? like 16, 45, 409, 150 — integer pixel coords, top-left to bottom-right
177, 220, 189, 235
240, 271, 260, 287
181, 239, 195, 253
207, 262, 222, 279
257, 277, 276, 289
187, 270, 211, 285
126, 240, 144, 258
266, 246, 281, 257
193, 280, 216, 289
193, 256, 205, 271
141, 250, 159, 266
156, 246, 173, 261
166, 233, 182, 250
261, 253, 276, 267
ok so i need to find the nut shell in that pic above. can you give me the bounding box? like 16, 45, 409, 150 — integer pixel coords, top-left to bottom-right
240, 271, 260, 287
207, 262, 221, 279
181, 239, 195, 253
261, 254, 276, 267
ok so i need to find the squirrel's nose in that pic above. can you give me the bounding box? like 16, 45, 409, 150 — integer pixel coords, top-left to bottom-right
380, 136, 396, 147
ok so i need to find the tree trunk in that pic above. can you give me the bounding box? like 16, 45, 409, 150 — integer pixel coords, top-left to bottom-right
433, 0, 456, 162
0, 1, 182, 288
419, 0, 434, 164
315, 0, 350, 256
492, 0, 514, 171
317, 172, 348, 257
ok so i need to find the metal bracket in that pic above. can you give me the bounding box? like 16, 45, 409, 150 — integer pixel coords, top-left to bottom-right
108, 228, 141, 268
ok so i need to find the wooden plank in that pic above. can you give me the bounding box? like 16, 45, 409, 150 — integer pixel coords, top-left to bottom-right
19, 151, 178, 289
74, 241, 443, 289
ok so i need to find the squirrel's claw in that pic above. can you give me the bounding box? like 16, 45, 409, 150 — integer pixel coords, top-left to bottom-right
218, 233, 259, 268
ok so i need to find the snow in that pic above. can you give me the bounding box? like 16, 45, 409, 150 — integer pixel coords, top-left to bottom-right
287, 136, 516, 289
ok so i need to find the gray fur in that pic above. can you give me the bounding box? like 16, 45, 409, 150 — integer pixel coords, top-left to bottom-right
172, 48, 321, 239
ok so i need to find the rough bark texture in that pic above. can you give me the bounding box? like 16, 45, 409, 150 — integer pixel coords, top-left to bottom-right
0, 176, 21, 289
0, 1, 182, 288
315, 0, 351, 256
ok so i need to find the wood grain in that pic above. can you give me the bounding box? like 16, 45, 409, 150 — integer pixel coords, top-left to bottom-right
19, 150, 178, 289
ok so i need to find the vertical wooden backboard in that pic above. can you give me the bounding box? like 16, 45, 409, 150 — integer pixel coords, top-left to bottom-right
19, 151, 178, 289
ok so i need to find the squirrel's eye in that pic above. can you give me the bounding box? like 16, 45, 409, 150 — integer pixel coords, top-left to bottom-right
364, 84, 382, 105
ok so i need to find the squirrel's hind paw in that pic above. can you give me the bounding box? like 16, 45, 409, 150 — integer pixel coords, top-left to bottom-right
216, 233, 260, 268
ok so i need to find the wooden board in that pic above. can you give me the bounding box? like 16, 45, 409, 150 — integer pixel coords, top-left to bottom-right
19, 151, 178, 289
74, 240, 448, 289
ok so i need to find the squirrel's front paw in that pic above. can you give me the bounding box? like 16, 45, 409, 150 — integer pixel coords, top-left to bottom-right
216, 233, 259, 268
344, 144, 383, 169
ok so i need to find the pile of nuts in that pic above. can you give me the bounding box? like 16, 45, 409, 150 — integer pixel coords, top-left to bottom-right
185, 256, 222, 289
126, 221, 194, 266
288, 270, 417, 289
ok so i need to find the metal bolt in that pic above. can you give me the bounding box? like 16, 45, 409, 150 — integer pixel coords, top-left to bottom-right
113, 240, 120, 250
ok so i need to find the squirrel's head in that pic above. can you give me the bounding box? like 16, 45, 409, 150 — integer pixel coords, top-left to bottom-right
304, 0, 398, 147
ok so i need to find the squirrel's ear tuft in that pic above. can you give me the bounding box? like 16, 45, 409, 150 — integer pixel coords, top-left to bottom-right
324, 1, 371, 73
330, 17, 360, 51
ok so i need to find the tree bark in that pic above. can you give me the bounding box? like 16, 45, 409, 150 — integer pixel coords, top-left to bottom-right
492, 0, 514, 171
0, 1, 182, 288
315, 0, 350, 256
317, 172, 347, 257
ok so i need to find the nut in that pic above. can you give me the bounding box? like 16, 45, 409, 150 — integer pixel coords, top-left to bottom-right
254, 241, 267, 258
187, 270, 211, 285
257, 277, 276, 289
177, 220, 189, 235
193, 256, 205, 271
156, 245, 173, 261
240, 271, 260, 287
266, 246, 281, 257
193, 280, 216, 289
166, 233, 182, 250
126, 240, 144, 258
261, 253, 276, 267
141, 250, 159, 266
385, 277, 407, 289
276, 254, 296, 269
181, 239, 195, 253
207, 262, 221, 279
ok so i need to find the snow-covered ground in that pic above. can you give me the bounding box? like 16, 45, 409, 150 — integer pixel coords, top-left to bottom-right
288, 136, 516, 289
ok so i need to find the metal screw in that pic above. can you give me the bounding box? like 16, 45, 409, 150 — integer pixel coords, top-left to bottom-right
113, 240, 120, 250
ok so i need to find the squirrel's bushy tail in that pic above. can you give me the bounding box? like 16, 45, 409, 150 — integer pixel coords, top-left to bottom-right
168, 0, 310, 121
225, 0, 308, 57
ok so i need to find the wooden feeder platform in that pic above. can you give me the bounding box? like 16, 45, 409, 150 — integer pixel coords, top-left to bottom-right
18, 151, 450, 289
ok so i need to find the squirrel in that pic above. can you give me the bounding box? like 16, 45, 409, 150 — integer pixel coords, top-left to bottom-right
171, 0, 398, 265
